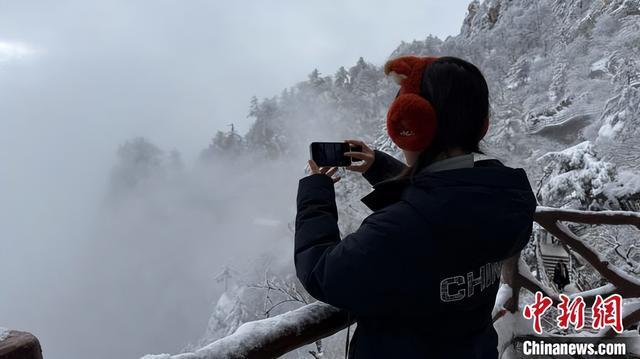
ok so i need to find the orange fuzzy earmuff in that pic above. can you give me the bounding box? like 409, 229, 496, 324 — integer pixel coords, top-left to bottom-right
384, 56, 439, 152
385, 56, 491, 151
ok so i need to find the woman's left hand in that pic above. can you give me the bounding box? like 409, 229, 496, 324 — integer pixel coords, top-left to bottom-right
307, 160, 341, 183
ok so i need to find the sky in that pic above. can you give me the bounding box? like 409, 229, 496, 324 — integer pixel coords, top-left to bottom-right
0, 0, 472, 358
0, 0, 471, 156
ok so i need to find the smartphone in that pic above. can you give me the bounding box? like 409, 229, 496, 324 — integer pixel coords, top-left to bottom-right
310, 142, 363, 167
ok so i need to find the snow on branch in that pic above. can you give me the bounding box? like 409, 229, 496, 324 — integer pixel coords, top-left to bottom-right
535, 206, 640, 228
141, 301, 351, 359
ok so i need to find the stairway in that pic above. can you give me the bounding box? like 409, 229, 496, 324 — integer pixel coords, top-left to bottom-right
539, 242, 570, 287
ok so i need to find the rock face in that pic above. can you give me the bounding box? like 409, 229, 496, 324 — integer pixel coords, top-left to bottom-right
0, 331, 43, 359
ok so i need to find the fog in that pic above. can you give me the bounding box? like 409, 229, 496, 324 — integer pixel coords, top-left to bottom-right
0, 1, 469, 358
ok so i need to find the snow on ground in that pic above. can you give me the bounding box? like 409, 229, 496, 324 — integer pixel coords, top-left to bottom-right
590, 56, 610, 74
539, 242, 569, 258
597, 111, 626, 140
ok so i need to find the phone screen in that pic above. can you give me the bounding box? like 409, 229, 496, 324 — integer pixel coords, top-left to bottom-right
310, 142, 361, 167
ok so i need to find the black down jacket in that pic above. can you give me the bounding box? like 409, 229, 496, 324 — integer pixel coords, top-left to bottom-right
294, 150, 537, 358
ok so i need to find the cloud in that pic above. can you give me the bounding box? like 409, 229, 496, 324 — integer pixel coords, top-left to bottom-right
0, 40, 38, 63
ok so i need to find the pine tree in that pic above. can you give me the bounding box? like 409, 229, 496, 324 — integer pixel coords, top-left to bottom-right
109, 137, 165, 193
349, 57, 367, 81
248, 95, 259, 118
334, 66, 350, 88
536, 141, 617, 210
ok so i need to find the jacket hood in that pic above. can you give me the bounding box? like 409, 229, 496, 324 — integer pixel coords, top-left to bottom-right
411, 160, 534, 192
361, 158, 537, 214
401, 159, 538, 261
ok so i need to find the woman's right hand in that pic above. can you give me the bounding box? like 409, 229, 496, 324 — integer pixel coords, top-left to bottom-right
344, 139, 375, 173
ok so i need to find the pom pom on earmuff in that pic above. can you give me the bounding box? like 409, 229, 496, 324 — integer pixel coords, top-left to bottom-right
384, 56, 438, 93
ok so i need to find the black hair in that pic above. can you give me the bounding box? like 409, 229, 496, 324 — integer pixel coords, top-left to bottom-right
394, 56, 490, 182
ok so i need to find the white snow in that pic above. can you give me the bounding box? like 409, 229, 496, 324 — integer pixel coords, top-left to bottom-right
536, 205, 640, 218
562, 283, 581, 294
535, 141, 623, 209
527, 104, 601, 134
492, 283, 513, 318
568, 283, 616, 298
539, 242, 569, 258
621, 299, 640, 319
0, 327, 10, 342
590, 56, 609, 73
142, 301, 346, 359
518, 257, 557, 297
597, 114, 625, 140
606, 262, 640, 287
602, 169, 640, 198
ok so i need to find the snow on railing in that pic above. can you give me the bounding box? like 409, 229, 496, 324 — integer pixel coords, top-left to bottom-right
141, 301, 351, 359
144, 206, 640, 359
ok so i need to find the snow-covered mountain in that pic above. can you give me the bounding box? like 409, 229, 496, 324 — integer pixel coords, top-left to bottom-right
219, 0, 640, 212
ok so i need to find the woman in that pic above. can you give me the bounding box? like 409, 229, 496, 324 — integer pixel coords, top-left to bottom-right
294, 56, 537, 358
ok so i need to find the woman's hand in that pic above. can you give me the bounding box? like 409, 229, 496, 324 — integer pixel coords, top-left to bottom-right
344, 139, 375, 173
307, 160, 341, 183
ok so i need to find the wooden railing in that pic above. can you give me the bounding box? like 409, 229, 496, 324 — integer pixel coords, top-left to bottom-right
144, 206, 640, 359
141, 302, 352, 359
496, 206, 640, 337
